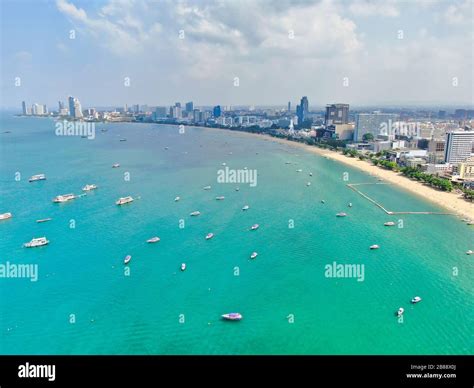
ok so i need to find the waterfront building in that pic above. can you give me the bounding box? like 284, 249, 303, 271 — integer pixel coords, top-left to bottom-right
22, 101, 28, 115
213, 105, 221, 118
444, 130, 474, 163
185, 101, 194, 112
325, 104, 349, 127
354, 113, 400, 141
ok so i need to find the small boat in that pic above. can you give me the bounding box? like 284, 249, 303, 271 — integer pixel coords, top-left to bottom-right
181, 263, 186, 271
215, 196, 225, 200
321, 200, 325, 204
468, 221, 474, 226
116, 196, 134, 205
53, 193, 76, 203
396, 307, 404, 317
24, 237, 49, 248
174, 196, 180, 202
203, 185, 211, 190
222, 162, 226, 166
306, 182, 311, 186
384, 221, 395, 226
112, 163, 120, 168
250, 252, 258, 259
190, 211, 201, 216
36, 218, 52, 223
222, 313, 242, 321
242, 205, 250, 211
309, 172, 313, 176
82, 184, 98, 191
205, 233, 214, 240
285, 161, 291, 164
147, 237, 160, 243
123, 255, 132, 264
466, 250, 473, 255
119, 138, 127, 142
81, 135, 87, 139
29, 174, 46, 182
164, 147, 169, 150
101, 128, 108, 132
0, 212, 12, 220
348, 203, 352, 207
250, 224, 259, 230
296, 169, 303, 172
411, 296, 422, 304
370, 244, 380, 250
336, 212, 347, 217
235, 187, 240, 191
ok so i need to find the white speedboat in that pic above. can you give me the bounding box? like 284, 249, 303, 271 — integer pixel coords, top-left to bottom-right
411, 296, 422, 304
285, 161, 291, 164
296, 169, 303, 172
203, 185, 211, 190
466, 250, 473, 255
205, 233, 214, 240
321, 200, 325, 204
309, 172, 313, 176
29, 174, 46, 182
336, 212, 347, 217
36, 218, 52, 223
190, 211, 201, 216
222, 162, 226, 166
215, 196, 225, 200
348, 203, 352, 207
222, 313, 242, 321
112, 163, 120, 168
250, 224, 259, 230
0, 212, 12, 220
82, 184, 98, 191
123, 255, 132, 264
147, 237, 160, 243
24, 237, 49, 248
235, 187, 240, 191
306, 182, 311, 186
119, 138, 127, 142
181, 263, 186, 271
384, 221, 395, 226
396, 307, 404, 317
250, 252, 258, 259
53, 193, 76, 203
116, 196, 134, 205
242, 205, 250, 211
174, 196, 180, 202
370, 245, 380, 250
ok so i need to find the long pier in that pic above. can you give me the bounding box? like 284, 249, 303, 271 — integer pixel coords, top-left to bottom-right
346, 183, 455, 216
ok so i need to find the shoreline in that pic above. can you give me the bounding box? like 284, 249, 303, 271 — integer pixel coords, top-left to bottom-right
200, 126, 474, 220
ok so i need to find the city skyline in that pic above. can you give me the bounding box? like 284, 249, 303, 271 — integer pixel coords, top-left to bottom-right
1, 0, 473, 108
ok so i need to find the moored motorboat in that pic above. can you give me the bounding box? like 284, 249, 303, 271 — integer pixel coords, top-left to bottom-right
336, 212, 347, 217
250, 252, 258, 259
250, 224, 259, 230
215, 196, 225, 200
123, 255, 132, 264
116, 196, 134, 205
296, 169, 303, 172
53, 193, 76, 203
203, 185, 211, 190
0, 212, 12, 220
112, 163, 120, 168
242, 205, 249, 211
348, 203, 352, 207
174, 196, 180, 202
370, 244, 380, 250
147, 237, 160, 243
181, 263, 186, 271
205, 233, 214, 240
321, 200, 325, 204
466, 250, 473, 255
235, 187, 240, 191
29, 174, 46, 182
306, 182, 311, 186
411, 296, 422, 304
82, 184, 98, 191
309, 172, 313, 176
190, 211, 201, 216
396, 307, 404, 317
222, 313, 242, 321
24, 237, 49, 248
36, 218, 52, 223
384, 221, 395, 226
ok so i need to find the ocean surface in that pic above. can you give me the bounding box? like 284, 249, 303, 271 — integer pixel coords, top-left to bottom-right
0, 113, 472, 355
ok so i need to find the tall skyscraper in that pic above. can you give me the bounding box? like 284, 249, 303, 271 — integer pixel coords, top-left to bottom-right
444, 130, 474, 163
68, 96, 75, 117
296, 96, 309, 124
22, 101, 27, 115
175, 102, 181, 108
325, 104, 349, 127
354, 113, 400, 141
185, 101, 194, 112
213, 105, 221, 118
74, 98, 83, 118
172, 105, 182, 119
287, 101, 291, 112
58, 101, 64, 111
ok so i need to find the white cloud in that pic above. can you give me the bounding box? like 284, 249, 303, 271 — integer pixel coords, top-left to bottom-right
348, 0, 399, 17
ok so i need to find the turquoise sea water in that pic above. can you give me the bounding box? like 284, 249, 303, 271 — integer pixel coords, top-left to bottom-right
0, 113, 472, 355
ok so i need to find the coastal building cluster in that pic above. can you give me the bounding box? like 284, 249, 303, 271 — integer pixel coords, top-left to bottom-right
20, 97, 474, 187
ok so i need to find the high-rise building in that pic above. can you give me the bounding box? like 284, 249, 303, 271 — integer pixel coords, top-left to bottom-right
325, 104, 349, 127
354, 113, 400, 141
43, 104, 48, 115
438, 110, 446, 120
172, 105, 182, 119
58, 101, 64, 111
133, 104, 139, 114
175, 102, 181, 108
193, 109, 201, 122
454, 109, 467, 120
287, 101, 291, 112
154, 106, 168, 119
444, 130, 474, 164
213, 105, 221, 118
74, 98, 83, 118
185, 101, 194, 112
31, 103, 44, 115
68, 96, 75, 117
22, 101, 27, 115
296, 96, 309, 124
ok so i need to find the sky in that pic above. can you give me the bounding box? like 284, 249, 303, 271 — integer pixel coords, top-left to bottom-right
0, 0, 473, 109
